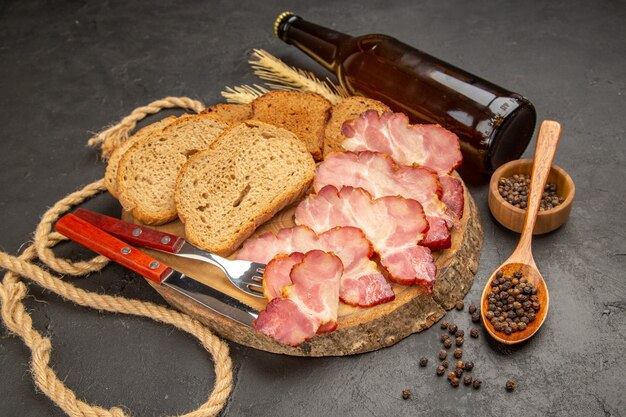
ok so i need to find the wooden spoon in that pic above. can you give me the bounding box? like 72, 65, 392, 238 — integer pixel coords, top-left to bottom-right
481, 120, 562, 344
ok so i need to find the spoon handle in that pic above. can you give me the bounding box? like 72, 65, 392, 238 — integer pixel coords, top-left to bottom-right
515, 120, 562, 261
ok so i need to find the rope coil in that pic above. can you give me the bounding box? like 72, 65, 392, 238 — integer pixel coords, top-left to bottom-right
0, 97, 233, 417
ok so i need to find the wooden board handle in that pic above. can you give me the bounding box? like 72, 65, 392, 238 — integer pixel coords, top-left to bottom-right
73, 208, 185, 253
55, 213, 173, 284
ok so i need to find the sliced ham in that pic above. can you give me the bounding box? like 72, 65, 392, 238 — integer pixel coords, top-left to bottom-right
253, 250, 343, 346
295, 185, 437, 291
314, 151, 457, 250
236, 226, 395, 307
262, 252, 304, 301
341, 111, 462, 175
440, 174, 465, 219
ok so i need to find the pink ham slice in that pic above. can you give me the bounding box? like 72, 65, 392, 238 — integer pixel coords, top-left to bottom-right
440, 174, 465, 219
314, 151, 457, 250
262, 252, 305, 301
341, 111, 462, 175
295, 185, 437, 291
236, 226, 395, 307
253, 250, 342, 346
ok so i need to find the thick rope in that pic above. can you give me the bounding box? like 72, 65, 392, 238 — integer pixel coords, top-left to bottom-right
0, 97, 235, 417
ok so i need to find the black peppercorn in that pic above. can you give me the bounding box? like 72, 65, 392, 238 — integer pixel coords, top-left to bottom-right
450, 377, 460, 387
455, 300, 465, 311
440, 320, 449, 329
455, 368, 464, 378
464, 361, 474, 371
456, 337, 464, 346
455, 360, 464, 369
419, 357, 428, 367
436, 365, 445, 376
447, 371, 456, 381
455, 329, 465, 338
440, 333, 449, 343
402, 388, 411, 399
441, 360, 449, 368
496, 270, 503, 278
472, 379, 482, 389
468, 304, 477, 314
443, 338, 452, 349
463, 375, 473, 386
506, 379, 516, 392
470, 328, 479, 338
453, 348, 463, 359
471, 312, 480, 323
448, 323, 458, 334
439, 350, 447, 360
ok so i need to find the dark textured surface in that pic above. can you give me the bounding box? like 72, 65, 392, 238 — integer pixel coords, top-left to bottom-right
0, 1, 624, 416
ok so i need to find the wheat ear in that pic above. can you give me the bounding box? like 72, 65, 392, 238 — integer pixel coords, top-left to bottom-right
221, 49, 349, 104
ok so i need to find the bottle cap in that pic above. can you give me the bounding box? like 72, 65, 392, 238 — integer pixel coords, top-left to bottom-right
274, 11, 297, 40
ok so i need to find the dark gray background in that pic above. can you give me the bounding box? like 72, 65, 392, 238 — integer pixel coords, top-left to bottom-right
1, 1, 624, 416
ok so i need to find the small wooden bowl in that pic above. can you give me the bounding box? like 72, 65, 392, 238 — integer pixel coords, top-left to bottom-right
488, 159, 575, 234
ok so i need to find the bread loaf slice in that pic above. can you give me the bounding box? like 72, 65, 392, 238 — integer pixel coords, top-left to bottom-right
324, 96, 390, 157
175, 120, 315, 256
116, 114, 228, 225
251, 90, 331, 161
200, 103, 252, 124
104, 116, 177, 198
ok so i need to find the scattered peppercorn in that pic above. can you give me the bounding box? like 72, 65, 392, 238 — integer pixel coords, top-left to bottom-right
440, 333, 450, 343
450, 377, 460, 387
402, 388, 411, 399
441, 360, 449, 368
436, 365, 445, 376
498, 174, 564, 210
455, 329, 465, 338
448, 323, 458, 334
439, 350, 448, 360
455, 300, 464, 311
471, 312, 481, 323
506, 380, 516, 392
470, 328, 479, 338
447, 371, 456, 381
456, 336, 464, 346
453, 348, 463, 359
463, 375, 473, 386
455, 360, 464, 369
472, 379, 482, 389
468, 304, 477, 314
488, 269, 541, 335
443, 338, 453, 349
454, 368, 464, 378
464, 361, 474, 372
419, 357, 428, 367
440, 320, 449, 329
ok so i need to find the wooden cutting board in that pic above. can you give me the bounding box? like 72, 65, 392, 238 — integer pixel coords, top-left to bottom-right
123, 176, 483, 356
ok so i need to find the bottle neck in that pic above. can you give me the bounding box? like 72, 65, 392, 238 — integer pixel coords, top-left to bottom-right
276, 13, 351, 72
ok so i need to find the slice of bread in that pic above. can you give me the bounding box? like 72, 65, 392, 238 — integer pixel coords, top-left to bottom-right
104, 116, 177, 198
116, 114, 228, 225
324, 96, 390, 157
200, 103, 252, 124
251, 90, 331, 161
175, 120, 315, 256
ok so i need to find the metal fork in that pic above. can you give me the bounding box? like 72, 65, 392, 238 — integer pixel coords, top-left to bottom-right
172, 241, 266, 297
72, 208, 267, 298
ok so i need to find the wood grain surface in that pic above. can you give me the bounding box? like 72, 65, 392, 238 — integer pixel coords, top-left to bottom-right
124, 177, 483, 356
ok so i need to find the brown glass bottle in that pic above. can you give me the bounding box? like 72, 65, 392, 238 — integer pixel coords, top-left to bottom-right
274, 12, 537, 174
